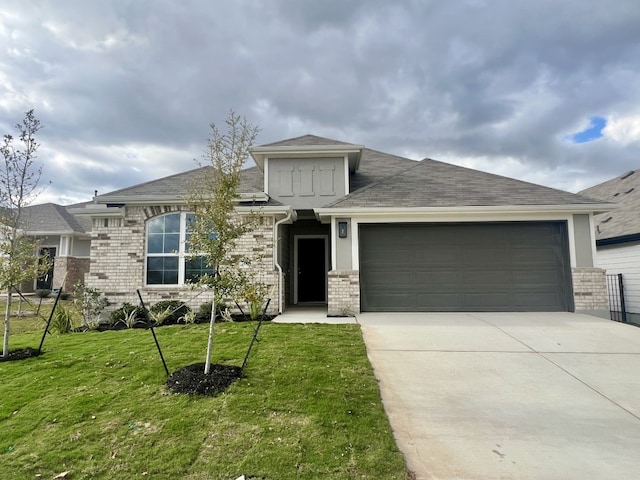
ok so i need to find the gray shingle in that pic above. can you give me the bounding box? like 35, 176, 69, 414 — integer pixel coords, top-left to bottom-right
329, 158, 604, 208
22, 203, 88, 234
96, 165, 264, 200
260, 134, 358, 147
579, 170, 640, 240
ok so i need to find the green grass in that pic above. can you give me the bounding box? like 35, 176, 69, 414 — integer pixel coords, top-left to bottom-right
0, 322, 408, 479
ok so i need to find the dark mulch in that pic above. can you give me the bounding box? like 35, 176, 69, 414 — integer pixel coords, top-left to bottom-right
0, 347, 41, 362
166, 362, 243, 396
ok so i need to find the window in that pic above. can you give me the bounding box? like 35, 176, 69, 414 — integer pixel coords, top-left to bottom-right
146, 212, 213, 285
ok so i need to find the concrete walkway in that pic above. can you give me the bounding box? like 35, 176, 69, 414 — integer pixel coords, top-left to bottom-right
357, 312, 640, 480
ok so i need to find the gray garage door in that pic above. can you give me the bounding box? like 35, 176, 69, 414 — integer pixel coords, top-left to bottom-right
359, 222, 573, 312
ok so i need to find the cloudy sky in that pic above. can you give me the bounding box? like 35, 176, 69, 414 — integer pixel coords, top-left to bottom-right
1, 0, 639, 205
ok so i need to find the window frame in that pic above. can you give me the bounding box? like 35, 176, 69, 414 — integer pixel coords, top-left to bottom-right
145, 211, 211, 286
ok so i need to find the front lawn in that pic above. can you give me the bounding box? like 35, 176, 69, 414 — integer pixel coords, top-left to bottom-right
0, 322, 408, 479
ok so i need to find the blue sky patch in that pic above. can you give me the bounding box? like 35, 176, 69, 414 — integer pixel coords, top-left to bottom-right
570, 116, 607, 143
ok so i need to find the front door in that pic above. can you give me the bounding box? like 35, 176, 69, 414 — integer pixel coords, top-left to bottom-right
296, 237, 327, 303
36, 247, 56, 290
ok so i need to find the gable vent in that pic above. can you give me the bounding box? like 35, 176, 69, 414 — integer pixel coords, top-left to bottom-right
620, 170, 635, 180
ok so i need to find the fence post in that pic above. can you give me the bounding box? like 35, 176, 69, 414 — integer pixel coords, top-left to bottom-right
618, 274, 627, 323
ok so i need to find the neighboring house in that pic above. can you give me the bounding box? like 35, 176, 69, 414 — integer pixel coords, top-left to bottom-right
19, 202, 92, 293
580, 170, 640, 323
71, 135, 611, 317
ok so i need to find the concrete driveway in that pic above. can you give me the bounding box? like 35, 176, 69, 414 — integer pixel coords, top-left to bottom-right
357, 312, 640, 480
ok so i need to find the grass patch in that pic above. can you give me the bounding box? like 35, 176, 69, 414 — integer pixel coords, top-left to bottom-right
0, 322, 407, 479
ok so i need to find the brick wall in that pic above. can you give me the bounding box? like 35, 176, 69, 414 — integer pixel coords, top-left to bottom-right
85, 205, 279, 315
572, 267, 609, 314
53, 256, 90, 292
328, 270, 360, 316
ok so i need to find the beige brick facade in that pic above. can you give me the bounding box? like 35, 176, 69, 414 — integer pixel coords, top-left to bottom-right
571, 267, 609, 313
85, 205, 280, 314
327, 270, 360, 316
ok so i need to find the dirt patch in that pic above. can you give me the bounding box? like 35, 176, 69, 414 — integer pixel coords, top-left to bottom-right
0, 347, 41, 362
166, 362, 243, 396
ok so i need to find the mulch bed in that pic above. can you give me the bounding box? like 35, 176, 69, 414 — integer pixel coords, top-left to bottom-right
0, 347, 41, 362
166, 362, 243, 396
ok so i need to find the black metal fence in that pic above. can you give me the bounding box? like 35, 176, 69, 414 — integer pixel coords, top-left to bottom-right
606, 273, 627, 323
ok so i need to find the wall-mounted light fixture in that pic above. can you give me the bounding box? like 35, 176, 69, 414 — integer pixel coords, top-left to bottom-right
338, 221, 348, 238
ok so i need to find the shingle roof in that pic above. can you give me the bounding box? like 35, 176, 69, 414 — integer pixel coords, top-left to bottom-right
328, 158, 605, 208
260, 134, 358, 147
95, 165, 263, 200
22, 203, 89, 234
579, 170, 640, 240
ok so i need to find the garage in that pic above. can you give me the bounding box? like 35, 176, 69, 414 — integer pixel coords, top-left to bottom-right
359, 222, 574, 312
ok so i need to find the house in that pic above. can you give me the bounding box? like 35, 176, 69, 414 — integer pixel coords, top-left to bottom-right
19, 202, 92, 293
71, 135, 611, 317
580, 170, 640, 323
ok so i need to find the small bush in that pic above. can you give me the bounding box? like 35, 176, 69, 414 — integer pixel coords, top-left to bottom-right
196, 302, 212, 322
110, 303, 147, 328
51, 306, 75, 334
35, 289, 51, 298
150, 300, 191, 326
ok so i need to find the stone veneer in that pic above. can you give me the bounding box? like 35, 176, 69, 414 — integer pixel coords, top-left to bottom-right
328, 270, 360, 316
53, 256, 90, 292
571, 267, 609, 315
85, 205, 280, 315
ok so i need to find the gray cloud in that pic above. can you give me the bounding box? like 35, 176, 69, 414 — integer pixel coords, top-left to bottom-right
1, 0, 639, 204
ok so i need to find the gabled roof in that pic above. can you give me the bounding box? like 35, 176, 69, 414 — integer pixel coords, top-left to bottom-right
22, 203, 90, 235
260, 134, 359, 147
328, 158, 606, 209
579, 170, 640, 241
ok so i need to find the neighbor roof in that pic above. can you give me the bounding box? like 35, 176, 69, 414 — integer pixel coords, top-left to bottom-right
328, 158, 607, 208
579, 169, 640, 241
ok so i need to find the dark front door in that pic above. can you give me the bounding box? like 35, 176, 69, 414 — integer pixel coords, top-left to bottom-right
36, 247, 56, 290
297, 237, 327, 303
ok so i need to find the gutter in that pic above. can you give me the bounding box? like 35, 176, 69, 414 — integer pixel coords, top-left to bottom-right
596, 232, 640, 247
273, 209, 295, 314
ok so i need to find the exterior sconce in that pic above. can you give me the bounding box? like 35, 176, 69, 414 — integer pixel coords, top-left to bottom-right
338, 221, 348, 238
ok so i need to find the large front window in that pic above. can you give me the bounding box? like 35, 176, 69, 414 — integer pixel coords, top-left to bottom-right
146, 212, 212, 285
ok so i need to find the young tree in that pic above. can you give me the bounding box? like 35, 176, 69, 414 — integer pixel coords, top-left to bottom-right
188, 111, 260, 374
0, 110, 51, 357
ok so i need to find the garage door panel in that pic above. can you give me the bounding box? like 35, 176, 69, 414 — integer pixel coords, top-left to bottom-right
359, 222, 573, 312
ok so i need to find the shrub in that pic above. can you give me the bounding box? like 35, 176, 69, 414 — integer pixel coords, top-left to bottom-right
110, 303, 147, 328
73, 282, 108, 325
51, 305, 75, 334
196, 302, 212, 322
35, 289, 51, 298
150, 300, 191, 326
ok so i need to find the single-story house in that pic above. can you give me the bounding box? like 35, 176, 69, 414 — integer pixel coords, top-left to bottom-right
580, 169, 640, 323
71, 135, 612, 317
18, 202, 92, 293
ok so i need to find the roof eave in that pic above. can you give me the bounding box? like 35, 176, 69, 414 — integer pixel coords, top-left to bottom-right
93, 191, 269, 205
315, 203, 615, 220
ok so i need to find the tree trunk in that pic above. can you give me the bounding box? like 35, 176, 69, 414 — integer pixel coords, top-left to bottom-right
204, 292, 216, 374
3, 287, 12, 357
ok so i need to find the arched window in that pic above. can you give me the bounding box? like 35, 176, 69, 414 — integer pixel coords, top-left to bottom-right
146, 212, 213, 285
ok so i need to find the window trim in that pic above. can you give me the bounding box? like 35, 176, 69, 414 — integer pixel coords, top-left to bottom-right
145, 211, 210, 287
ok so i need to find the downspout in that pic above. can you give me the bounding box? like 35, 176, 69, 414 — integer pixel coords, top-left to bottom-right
273, 209, 292, 314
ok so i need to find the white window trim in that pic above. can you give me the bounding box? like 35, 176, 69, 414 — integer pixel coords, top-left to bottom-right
145, 211, 205, 287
